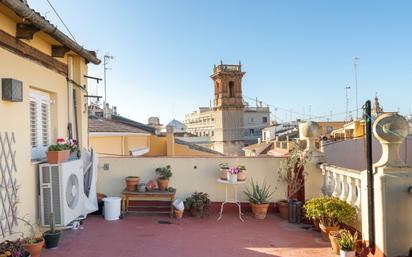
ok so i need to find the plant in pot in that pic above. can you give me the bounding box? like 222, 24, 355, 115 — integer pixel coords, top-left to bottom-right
218, 163, 229, 180
125, 176, 140, 191
185, 192, 211, 218
237, 165, 247, 181
303, 197, 357, 242
18, 217, 44, 257
337, 230, 357, 257
227, 166, 240, 183
43, 213, 61, 249
244, 179, 274, 219
67, 138, 81, 160
0, 240, 30, 257
155, 165, 172, 191
276, 143, 311, 221
47, 138, 71, 164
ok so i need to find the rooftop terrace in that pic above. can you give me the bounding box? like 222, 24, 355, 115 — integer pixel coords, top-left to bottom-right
42, 213, 333, 257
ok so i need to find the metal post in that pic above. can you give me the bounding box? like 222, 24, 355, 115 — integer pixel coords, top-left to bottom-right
345, 85, 351, 121
354, 57, 360, 120
365, 100, 375, 249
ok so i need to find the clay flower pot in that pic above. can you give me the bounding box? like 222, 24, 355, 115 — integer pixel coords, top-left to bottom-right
175, 209, 184, 219
329, 230, 341, 255
237, 170, 247, 181
251, 203, 269, 219
277, 200, 289, 220
219, 168, 228, 180
22, 237, 44, 257
319, 223, 339, 241
157, 178, 169, 191
190, 207, 203, 218
47, 150, 70, 164
125, 176, 140, 191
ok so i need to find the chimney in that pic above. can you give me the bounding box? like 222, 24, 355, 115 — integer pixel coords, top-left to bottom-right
113, 106, 117, 115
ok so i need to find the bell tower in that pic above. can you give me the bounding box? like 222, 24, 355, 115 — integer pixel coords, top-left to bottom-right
211, 62, 245, 156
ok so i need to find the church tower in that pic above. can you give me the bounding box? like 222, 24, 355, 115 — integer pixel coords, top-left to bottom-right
211, 62, 245, 156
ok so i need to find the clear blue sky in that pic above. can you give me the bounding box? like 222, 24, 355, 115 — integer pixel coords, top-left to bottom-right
29, 0, 412, 124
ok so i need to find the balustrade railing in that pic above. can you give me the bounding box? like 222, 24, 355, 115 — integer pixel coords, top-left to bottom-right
320, 163, 362, 210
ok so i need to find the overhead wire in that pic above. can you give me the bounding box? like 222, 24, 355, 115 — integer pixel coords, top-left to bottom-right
45, 0, 77, 42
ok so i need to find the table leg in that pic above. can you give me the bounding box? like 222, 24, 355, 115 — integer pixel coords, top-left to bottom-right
170, 197, 174, 218
217, 201, 226, 221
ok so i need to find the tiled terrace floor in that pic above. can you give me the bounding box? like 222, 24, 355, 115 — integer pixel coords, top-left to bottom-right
42, 211, 334, 257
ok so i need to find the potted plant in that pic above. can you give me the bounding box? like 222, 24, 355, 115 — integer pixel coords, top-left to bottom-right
244, 179, 274, 219
47, 138, 71, 164
0, 240, 30, 257
18, 217, 44, 257
276, 143, 311, 221
337, 230, 357, 257
67, 139, 80, 160
227, 166, 240, 183
218, 163, 229, 180
303, 197, 357, 242
155, 165, 172, 191
125, 176, 140, 191
237, 165, 247, 181
43, 213, 61, 249
185, 192, 211, 218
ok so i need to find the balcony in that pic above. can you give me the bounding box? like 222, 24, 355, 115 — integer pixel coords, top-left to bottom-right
213, 64, 242, 73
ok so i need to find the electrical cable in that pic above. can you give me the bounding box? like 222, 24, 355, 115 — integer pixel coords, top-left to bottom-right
45, 0, 77, 42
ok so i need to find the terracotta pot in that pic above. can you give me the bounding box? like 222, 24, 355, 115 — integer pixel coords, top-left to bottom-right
125, 176, 140, 191
190, 207, 203, 218
237, 170, 247, 181
319, 223, 339, 241
157, 179, 169, 191
219, 168, 228, 180
251, 203, 269, 219
329, 231, 341, 255
47, 150, 70, 164
175, 209, 184, 219
277, 200, 289, 219
22, 237, 44, 257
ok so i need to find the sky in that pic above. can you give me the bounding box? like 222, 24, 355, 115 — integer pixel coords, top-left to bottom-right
29, 0, 412, 124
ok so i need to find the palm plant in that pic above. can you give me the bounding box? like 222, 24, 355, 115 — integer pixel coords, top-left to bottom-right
337, 230, 358, 251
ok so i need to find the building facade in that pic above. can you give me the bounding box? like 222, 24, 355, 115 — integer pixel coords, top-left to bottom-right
184, 63, 270, 156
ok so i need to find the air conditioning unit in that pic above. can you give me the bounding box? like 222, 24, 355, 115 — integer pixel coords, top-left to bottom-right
39, 159, 84, 227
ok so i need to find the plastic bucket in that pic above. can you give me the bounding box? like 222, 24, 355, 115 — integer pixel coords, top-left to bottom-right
103, 197, 121, 221
173, 199, 184, 211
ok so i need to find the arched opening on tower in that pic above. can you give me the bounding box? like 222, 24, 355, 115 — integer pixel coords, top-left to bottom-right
228, 81, 235, 97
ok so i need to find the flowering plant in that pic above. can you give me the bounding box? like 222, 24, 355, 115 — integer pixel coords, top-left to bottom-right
48, 138, 79, 153
0, 240, 27, 257
228, 166, 240, 175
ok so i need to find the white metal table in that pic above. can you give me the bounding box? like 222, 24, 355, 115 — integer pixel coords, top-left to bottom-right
217, 179, 246, 222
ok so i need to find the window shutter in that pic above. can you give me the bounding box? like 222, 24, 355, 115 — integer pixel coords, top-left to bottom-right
30, 92, 51, 160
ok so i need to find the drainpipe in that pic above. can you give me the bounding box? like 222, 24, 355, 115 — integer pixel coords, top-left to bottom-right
67, 56, 74, 139
365, 100, 375, 250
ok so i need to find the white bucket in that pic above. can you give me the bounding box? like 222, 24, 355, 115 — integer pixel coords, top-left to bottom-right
103, 197, 121, 221
173, 199, 184, 211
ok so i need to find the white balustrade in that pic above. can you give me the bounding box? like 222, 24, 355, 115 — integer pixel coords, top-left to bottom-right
320, 163, 362, 211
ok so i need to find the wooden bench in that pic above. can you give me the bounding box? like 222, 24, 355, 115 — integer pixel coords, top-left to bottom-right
121, 189, 176, 218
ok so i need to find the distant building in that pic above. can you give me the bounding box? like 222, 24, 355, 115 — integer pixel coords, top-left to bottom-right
165, 119, 187, 134
184, 62, 270, 156
147, 116, 162, 134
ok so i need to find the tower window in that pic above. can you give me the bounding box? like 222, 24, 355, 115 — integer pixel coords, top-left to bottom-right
228, 81, 235, 97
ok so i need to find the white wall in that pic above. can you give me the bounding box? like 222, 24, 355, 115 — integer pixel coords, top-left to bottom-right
97, 157, 290, 202
323, 135, 412, 171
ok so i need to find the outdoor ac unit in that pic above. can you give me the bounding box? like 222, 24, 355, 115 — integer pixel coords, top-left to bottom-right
39, 159, 84, 227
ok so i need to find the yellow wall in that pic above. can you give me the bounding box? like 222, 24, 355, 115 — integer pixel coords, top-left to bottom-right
0, 8, 89, 240
90, 136, 124, 155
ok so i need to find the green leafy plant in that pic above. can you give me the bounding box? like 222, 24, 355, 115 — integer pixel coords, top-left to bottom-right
155, 165, 172, 180
17, 217, 41, 245
44, 213, 57, 234
303, 197, 357, 227
218, 163, 229, 169
337, 229, 358, 251
237, 165, 246, 171
244, 178, 274, 204
277, 143, 311, 200
47, 144, 70, 152
185, 192, 211, 211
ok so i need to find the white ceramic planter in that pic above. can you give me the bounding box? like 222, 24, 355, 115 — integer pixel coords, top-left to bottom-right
173, 199, 185, 210
227, 173, 238, 183
339, 249, 355, 257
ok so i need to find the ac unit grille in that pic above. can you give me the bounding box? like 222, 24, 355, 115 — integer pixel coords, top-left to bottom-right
41, 166, 50, 184
51, 168, 62, 224
42, 187, 51, 225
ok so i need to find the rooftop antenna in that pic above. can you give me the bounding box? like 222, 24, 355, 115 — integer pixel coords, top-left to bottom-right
103, 53, 114, 106
309, 105, 312, 121
345, 85, 351, 121
353, 56, 360, 120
